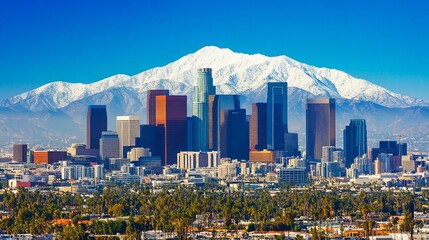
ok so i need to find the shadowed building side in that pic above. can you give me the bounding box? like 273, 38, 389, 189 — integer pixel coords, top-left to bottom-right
306, 98, 336, 160
87, 105, 107, 150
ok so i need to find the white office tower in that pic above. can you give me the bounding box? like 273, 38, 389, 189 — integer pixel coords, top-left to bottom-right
61, 165, 94, 180
127, 147, 151, 161
217, 159, 238, 179
321, 146, 337, 162
94, 164, 104, 181
116, 116, 140, 158
100, 131, 120, 160
177, 151, 219, 170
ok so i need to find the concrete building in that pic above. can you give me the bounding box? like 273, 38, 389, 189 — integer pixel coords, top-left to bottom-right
177, 151, 219, 170
100, 131, 120, 160
127, 147, 151, 161
117, 116, 140, 158
277, 167, 307, 185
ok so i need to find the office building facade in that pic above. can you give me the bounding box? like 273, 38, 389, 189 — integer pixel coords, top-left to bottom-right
100, 131, 120, 160
86, 105, 107, 150
267, 82, 288, 150
306, 98, 336, 160
344, 119, 367, 167
249, 103, 267, 151
147, 90, 169, 125
155, 95, 188, 165
117, 116, 140, 158
13, 144, 27, 162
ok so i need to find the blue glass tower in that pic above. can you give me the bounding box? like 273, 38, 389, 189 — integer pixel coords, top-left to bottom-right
192, 68, 216, 151
344, 119, 367, 167
267, 82, 288, 150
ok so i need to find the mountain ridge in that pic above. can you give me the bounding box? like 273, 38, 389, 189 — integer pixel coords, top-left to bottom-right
0, 46, 428, 150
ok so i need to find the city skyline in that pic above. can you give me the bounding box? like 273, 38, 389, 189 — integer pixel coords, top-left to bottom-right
0, 1, 428, 101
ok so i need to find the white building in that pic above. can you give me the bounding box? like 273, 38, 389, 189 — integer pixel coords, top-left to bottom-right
116, 116, 140, 158
177, 151, 219, 170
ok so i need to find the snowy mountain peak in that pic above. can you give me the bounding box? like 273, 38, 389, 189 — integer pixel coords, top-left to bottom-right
1, 46, 428, 112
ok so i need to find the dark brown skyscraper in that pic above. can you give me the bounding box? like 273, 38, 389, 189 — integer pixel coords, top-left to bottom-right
87, 105, 107, 150
208, 95, 240, 153
13, 144, 27, 162
147, 90, 169, 125
155, 95, 187, 165
250, 103, 267, 151
306, 98, 336, 160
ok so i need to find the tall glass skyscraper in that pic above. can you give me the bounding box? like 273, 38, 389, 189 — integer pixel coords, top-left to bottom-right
87, 105, 107, 150
267, 82, 288, 150
208, 94, 242, 158
192, 68, 216, 151
344, 119, 367, 167
306, 98, 336, 160
147, 90, 169, 125
156, 95, 188, 166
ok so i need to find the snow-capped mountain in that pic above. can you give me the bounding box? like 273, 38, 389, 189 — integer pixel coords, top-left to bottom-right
1, 46, 427, 112
1, 46, 429, 149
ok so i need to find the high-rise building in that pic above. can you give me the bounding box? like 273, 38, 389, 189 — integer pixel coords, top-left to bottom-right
250, 103, 267, 151
86, 105, 107, 150
225, 109, 249, 160
13, 144, 27, 162
306, 98, 336, 160
155, 95, 188, 165
208, 95, 243, 158
192, 68, 216, 151
135, 124, 160, 157
147, 90, 169, 125
117, 116, 140, 158
379, 140, 398, 156
100, 131, 120, 160
343, 119, 367, 168
267, 82, 288, 150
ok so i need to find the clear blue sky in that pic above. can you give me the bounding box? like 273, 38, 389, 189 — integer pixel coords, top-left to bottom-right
1, 0, 428, 100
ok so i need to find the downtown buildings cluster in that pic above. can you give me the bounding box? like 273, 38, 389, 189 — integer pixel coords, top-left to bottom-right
3, 68, 429, 190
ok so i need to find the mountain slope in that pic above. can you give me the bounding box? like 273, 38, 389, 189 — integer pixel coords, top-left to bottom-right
1, 46, 427, 112
1, 46, 428, 150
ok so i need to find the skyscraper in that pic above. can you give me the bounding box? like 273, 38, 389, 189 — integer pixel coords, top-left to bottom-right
87, 105, 107, 150
116, 116, 140, 158
344, 119, 367, 167
267, 82, 288, 150
135, 124, 160, 157
155, 95, 188, 165
225, 109, 249, 160
147, 90, 169, 125
306, 98, 336, 160
192, 68, 216, 151
13, 144, 27, 162
208, 95, 240, 154
99, 131, 120, 160
250, 103, 267, 151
